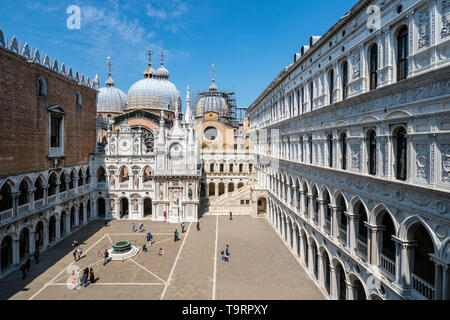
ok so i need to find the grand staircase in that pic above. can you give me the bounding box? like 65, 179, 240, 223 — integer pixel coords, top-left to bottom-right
200, 184, 253, 216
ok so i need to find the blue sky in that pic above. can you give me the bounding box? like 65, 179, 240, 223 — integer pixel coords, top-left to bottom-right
2, 0, 356, 112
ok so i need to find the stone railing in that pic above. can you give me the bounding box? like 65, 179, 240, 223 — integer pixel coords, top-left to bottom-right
324, 220, 331, 234
411, 273, 435, 300
0, 209, 13, 222
48, 195, 56, 204
379, 253, 396, 277
59, 191, 67, 200
69, 189, 76, 197
357, 239, 368, 260
339, 228, 347, 245
34, 199, 44, 209
97, 182, 106, 189
18, 204, 29, 216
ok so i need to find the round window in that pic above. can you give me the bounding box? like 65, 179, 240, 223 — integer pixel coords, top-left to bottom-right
204, 126, 218, 141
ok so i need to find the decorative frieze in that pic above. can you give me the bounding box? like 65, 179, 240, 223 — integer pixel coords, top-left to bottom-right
417, 7, 430, 49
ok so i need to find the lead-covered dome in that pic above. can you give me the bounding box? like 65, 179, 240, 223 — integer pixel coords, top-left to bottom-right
194, 79, 229, 119
126, 56, 181, 112
97, 74, 127, 114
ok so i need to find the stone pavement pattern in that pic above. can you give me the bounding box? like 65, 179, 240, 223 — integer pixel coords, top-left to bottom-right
0, 216, 324, 300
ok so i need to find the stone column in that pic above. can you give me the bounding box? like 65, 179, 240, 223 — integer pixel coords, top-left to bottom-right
368, 225, 383, 265
300, 191, 306, 217
205, 183, 209, 198
331, 206, 338, 240
215, 183, 219, 197
29, 230, 36, 255
346, 281, 354, 300
292, 225, 299, 257
12, 239, 20, 266
286, 220, 292, 248
434, 263, 443, 300
330, 266, 338, 300
442, 265, 449, 300
318, 252, 325, 287
347, 213, 357, 251
281, 215, 286, 240
292, 187, 298, 210
12, 192, 19, 218
43, 222, 49, 249
307, 242, 314, 274
308, 194, 314, 221
318, 199, 326, 231
396, 240, 417, 290
28, 190, 35, 211
299, 234, 306, 263
56, 217, 61, 240
43, 185, 48, 206
74, 206, 80, 228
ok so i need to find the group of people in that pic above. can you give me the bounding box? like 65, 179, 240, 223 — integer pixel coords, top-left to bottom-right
71, 267, 96, 289
131, 222, 145, 233
72, 241, 83, 261
19, 250, 39, 280
220, 244, 230, 263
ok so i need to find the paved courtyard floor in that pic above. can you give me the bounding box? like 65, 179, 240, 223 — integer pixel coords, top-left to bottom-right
0, 216, 324, 300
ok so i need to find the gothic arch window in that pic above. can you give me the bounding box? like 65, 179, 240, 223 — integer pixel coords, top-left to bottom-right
18, 179, 30, 206
396, 26, 408, 82
34, 177, 44, 201
299, 136, 304, 162
394, 126, 407, 181
308, 135, 313, 164
0, 182, 13, 212
86, 168, 91, 185
69, 170, 75, 190
369, 44, 378, 90
210, 163, 215, 173
328, 69, 334, 105
328, 133, 333, 168
48, 173, 58, 196
301, 86, 305, 113
143, 167, 152, 183
60, 172, 67, 192
342, 61, 348, 100
132, 127, 154, 153
78, 169, 84, 186
367, 130, 377, 175
120, 167, 129, 183
309, 81, 314, 110
36, 76, 47, 96
340, 132, 347, 170
97, 167, 106, 183
75, 91, 82, 107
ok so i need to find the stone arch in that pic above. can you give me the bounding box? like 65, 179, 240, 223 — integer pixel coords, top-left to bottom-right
399, 215, 439, 252
347, 273, 368, 300
371, 204, 400, 235
332, 189, 348, 208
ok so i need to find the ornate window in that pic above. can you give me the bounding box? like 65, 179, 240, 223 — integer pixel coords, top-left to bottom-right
395, 127, 407, 181
143, 167, 152, 183
34, 178, 44, 201
340, 132, 347, 170
309, 82, 314, 110
397, 26, 408, 82
76, 91, 82, 107
0, 183, 13, 212
132, 127, 154, 153
329, 69, 334, 104
36, 76, 47, 96
369, 44, 378, 90
48, 173, 58, 196
309, 135, 313, 164
299, 136, 304, 162
97, 168, 106, 183
48, 105, 65, 157
18, 179, 29, 206
328, 133, 333, 168
60, 173, 67, 192
342, 61, 348, 100
301, 87, 305, 114
78, 169, 84, 186
69, 171, 75, 190
367, 130, 377, 175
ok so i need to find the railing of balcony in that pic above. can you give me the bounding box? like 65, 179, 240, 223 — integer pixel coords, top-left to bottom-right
34, 199, 44, 209
379, 253, 396, 277
0, 209, 13, 222
357, 239, 368, 260
18, 204, 29, 216
411, 273, 435, 300
324, 220, 331, 234
48, 195, 57, 204
339, 228, 347, 245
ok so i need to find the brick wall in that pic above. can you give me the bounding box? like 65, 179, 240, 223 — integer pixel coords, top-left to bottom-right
0, 48, 97, 176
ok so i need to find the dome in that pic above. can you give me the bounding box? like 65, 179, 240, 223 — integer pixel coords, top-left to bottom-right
194, 92, 229, 119
97, 75, 127, 114
155, 66, 170, 80
126, 78, 181, 111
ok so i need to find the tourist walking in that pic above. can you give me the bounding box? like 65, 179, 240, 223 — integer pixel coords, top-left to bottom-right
34, 249, 40, 264
139, 222, 143, 232
225, 244, 230, 257
104, 218, 108, 227
81, 268, 89, 287
158, 248, 165, 256
146, 232, 153, 243
163, 211, 167, 220
131, 223, 136, 232
220, 250, 225, 261
73, 250, 77, 261
25, 257, 31, 272
143, 244, 148, 253
196, 222, 200, 231
103, 250, 111, 265
229, 211, 233, 220
174, 229, 179, 242
89, 268, 96, 284
19, 264, 27, 279
76, 247, 82, 261
71, 271, 79, 289
181, 222, 185, 233
72, 240, 78, 249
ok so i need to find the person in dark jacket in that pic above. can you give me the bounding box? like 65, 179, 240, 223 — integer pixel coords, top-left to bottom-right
89, 268, 96, 284
81, 268, 89, 287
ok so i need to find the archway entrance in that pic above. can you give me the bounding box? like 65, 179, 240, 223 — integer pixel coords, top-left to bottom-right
218, 183, 225, 196
228, 183, 235, 193
200, 183, 206, 198
19, 228, 29, 260
70, 207, 76, 231
97, 198, 105, 218
336, 262, 347, 300
35, 221, 44, 250
144, 198, 152, 218
49, 216, 56, 243
209, 183, 215, 197
257, 197, 267, 215
120, 198, 129, 218
1, 236, 13, 271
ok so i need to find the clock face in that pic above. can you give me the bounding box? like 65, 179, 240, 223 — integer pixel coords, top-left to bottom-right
119, 139, 131, 152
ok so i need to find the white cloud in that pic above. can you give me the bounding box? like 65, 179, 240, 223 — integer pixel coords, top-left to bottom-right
146, 4, 167, 19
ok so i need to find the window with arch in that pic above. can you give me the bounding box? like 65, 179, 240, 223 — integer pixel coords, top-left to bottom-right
309, 82, 314, 110
86, 168, 91, 185
296, 89, 301, 115
78, 169, 84, 186
132, 127, 154, 153
143, 167, 152, 183
60, 173, 67, 192
48, 173, 58, 196
0, 182, 13, 212
18, 179, 29, 206
342, 61, 348, 100
36, 77, 47, 96
239, 163, 244, 173
75, 91, 82, 107
120, 167, 129, 183
210, 163, 215, 173
97, 168, 106, 183
229, 164, 234, 173
299, 136, 304, 162
340, 132, 347, 170
394, 126, 407, 181
34, 178, 44, 201
397, 26, 408, 82
69, 171, 75, 189
308, 135, 313, 164
301, 86, 305, 113
328, 69, 334, 105
327, 133, 333, 168
369, 44, 378, 90
367, 130, 377, 175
